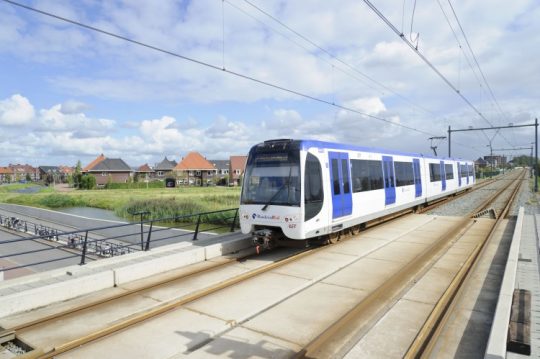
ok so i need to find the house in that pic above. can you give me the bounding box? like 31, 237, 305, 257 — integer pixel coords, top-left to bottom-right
135, 164, 155, 182
475, 157, 488, 169
9, 164, 39, 182
82, 154, 105, 172
58, 165, 75, 179
483, 155, 507, 168
38, 166, 61, 184
84, 155, 132, 186
229, 155, 247, 186
174, 152, 216, 186
0, 167, 13, 183
154, 157, 177, 180
210, 160, 230, 185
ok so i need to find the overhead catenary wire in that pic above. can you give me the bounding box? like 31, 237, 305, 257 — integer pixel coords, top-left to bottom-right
361, 0, 497, 130
240, 0, 443, 119
1, 0, 436, 137
2, 0, 484, 156
236, 0, 484, 155
445, 0, 515, 147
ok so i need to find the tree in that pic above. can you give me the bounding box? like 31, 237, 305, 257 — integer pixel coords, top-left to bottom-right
74, 160, 82, 188
5, 174, 11, 183
25, 173, 31, 182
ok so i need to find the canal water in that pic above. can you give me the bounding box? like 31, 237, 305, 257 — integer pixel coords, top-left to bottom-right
54, 207, 127, 222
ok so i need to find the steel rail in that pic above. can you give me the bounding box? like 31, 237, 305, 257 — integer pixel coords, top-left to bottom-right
404, 170, 525, 358
7, 172, 520, 358
27, 247, 322, 359
296, 170, 524, 358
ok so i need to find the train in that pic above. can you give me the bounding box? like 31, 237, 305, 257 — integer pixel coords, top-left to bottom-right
239, 139, 475, 249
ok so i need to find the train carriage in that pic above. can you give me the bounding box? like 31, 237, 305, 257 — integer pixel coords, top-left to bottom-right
239, 139, 475, 249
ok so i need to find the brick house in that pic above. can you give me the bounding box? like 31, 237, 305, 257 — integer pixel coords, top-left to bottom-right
38, 166, 61, 183
9, 164, 39, 182
0, 167, 14, 183
154, 157, 177, 180
83, 155, 132, 186
38, 166, 73, 183
229, 156, 247, 186
210, 160, 230, 185
174, 152, 216, 186
135, 163, 155, 182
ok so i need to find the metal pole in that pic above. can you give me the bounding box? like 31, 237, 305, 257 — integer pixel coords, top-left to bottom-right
80, 231, 89, 265
530, 146, 533, 178
140, 213, 144, 251
145, 221, 153, 251
535, 118, 538, 192
448, 125, 451, 157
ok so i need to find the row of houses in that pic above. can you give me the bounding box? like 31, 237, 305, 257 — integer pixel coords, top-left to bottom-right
0, 164, 74, 184
83, 152, 247, 186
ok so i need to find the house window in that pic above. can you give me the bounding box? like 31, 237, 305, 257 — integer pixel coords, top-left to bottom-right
234, 169, 241, 175
196, 171, 201, 176
102, 172, 108, 176
157, 171, 163, 177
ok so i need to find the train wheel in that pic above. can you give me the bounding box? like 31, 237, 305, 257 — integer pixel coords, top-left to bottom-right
350, 225, 361, 235
327, 232, 340, 244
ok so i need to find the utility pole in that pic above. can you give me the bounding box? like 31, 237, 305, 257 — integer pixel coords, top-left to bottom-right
535, 118, 538, 192
448, 125, 451, 157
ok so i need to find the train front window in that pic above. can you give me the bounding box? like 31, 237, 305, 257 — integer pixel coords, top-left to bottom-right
241, 150, 301, 207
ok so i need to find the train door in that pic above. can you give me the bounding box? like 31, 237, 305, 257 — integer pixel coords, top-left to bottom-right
382, 156, 396, 205
440, 160, 446, 191
457, 162, 461, 187
329, 152, 352, 219
413, 158, 422, 197
466, 164, 470, 184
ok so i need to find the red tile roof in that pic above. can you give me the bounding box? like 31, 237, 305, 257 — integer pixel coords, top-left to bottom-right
0, 167, 13, 175
174, 152, 215, 171
83, 154, 105, 172
230, 155, 247, 171
137, 164, 154, 173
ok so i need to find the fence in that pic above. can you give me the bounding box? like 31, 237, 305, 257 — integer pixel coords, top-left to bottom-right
0, 208, 239, 274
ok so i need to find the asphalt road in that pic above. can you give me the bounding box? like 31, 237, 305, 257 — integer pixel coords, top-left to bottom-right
0, 203, 225, 279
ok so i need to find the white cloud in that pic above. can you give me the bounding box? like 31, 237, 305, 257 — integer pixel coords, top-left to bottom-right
0, 94, 35, 126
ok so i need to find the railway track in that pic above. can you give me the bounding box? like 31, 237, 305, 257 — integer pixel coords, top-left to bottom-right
0, 171, 523, 358
298, 169, 525, 358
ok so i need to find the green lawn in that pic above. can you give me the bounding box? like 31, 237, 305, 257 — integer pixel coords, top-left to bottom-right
0, 184, 242, 220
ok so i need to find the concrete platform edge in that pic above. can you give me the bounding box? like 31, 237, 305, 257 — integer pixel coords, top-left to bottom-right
484, 207, 524, 359
0, 236, 252, 318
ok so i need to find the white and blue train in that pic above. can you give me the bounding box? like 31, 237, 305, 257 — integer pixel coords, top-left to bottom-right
239, 139, 475, 248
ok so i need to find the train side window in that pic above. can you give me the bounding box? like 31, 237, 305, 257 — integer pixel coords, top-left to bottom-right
305, 153, 324, 221
460, 165, 468, 177
445, 164, 454, 179
350, 159, 384, 192
429, 163, 441, 182
341, 159, 351, 194
395, 162, 414, 187
331, 159, 340, 195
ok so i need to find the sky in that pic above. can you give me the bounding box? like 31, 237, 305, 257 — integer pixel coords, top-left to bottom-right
0, 0, 538, 168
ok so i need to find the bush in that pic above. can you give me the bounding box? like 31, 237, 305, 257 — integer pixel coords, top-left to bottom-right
80, 175, 96, 190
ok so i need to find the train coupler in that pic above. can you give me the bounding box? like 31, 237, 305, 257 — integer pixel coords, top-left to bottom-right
252, 229, 276, 251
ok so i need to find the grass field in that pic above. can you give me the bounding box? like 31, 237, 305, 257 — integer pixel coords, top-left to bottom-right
0, 184, 242, 220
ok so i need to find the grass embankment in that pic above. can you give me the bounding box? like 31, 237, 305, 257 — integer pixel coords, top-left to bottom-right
0, 184, 241, 222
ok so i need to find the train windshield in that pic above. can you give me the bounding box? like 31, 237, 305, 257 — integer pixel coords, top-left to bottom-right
241, 149, 301, 207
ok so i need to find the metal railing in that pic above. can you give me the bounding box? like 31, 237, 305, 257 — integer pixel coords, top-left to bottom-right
0, 208, 240, 274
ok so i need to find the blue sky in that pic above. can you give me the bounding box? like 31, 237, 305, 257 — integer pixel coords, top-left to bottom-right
0, 0, 539, 167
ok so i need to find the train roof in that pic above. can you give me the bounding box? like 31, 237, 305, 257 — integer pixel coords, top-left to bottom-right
257, 139, 473, 162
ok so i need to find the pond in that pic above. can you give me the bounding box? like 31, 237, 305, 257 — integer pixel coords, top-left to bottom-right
54, 207, 127, 222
